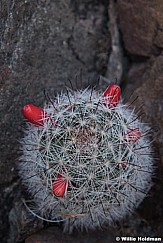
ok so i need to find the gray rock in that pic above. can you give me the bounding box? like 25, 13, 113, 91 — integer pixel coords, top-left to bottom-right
25, 226, 116, 243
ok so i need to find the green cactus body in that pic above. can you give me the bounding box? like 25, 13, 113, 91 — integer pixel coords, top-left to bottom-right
19, 86, 153, 232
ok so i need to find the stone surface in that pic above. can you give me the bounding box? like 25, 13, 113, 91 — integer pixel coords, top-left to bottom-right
155, 29, 163, 49
106, 0, 123, 84
8, 201, 43, 243
117, 0, 163, 57
123, 62, 147, 96
131, 55, 163, 164
25, 226, 116, 243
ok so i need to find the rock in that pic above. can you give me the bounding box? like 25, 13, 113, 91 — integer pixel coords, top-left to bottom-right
69, 1, 110, 74
123, 62, 147, 96
131, 55, 163, 164
8, 201, 43, 243
117, 0, 163, 57
155, 29, 163, 49
106, 0, 124, 84
25, 226, 116, 243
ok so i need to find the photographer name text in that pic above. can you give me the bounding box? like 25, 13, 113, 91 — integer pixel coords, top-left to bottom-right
115, 236, 162, 242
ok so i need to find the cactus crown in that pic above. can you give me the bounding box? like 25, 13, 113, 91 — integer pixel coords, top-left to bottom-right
19, 84, 153, 232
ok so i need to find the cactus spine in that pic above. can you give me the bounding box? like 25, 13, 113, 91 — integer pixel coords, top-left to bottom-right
19, 84, 153, 232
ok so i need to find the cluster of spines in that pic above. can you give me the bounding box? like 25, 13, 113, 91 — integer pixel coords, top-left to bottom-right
22, 85, 141, 198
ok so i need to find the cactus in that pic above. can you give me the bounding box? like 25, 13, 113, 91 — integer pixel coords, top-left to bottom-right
19, 84, 153, 232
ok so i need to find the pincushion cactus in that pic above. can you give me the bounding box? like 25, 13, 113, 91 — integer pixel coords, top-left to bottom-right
19, 84, 153, 232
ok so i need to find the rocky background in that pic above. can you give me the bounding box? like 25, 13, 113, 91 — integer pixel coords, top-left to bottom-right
0, 0, 162, 242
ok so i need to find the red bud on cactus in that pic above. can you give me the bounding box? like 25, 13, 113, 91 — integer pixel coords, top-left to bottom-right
102, 84, 121, 108
52, 174, 69, 197
22, 104, 47, 126
22, 104, 56, 127
125, 128, 141, 143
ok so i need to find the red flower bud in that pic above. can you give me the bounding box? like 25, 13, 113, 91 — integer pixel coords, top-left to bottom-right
102, 84, 121, 108
52, 174, 69, 197
22, 104, 52, 127
125, 128, 141, 143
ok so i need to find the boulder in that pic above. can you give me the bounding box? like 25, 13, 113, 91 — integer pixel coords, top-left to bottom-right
117, 0, 163, 57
